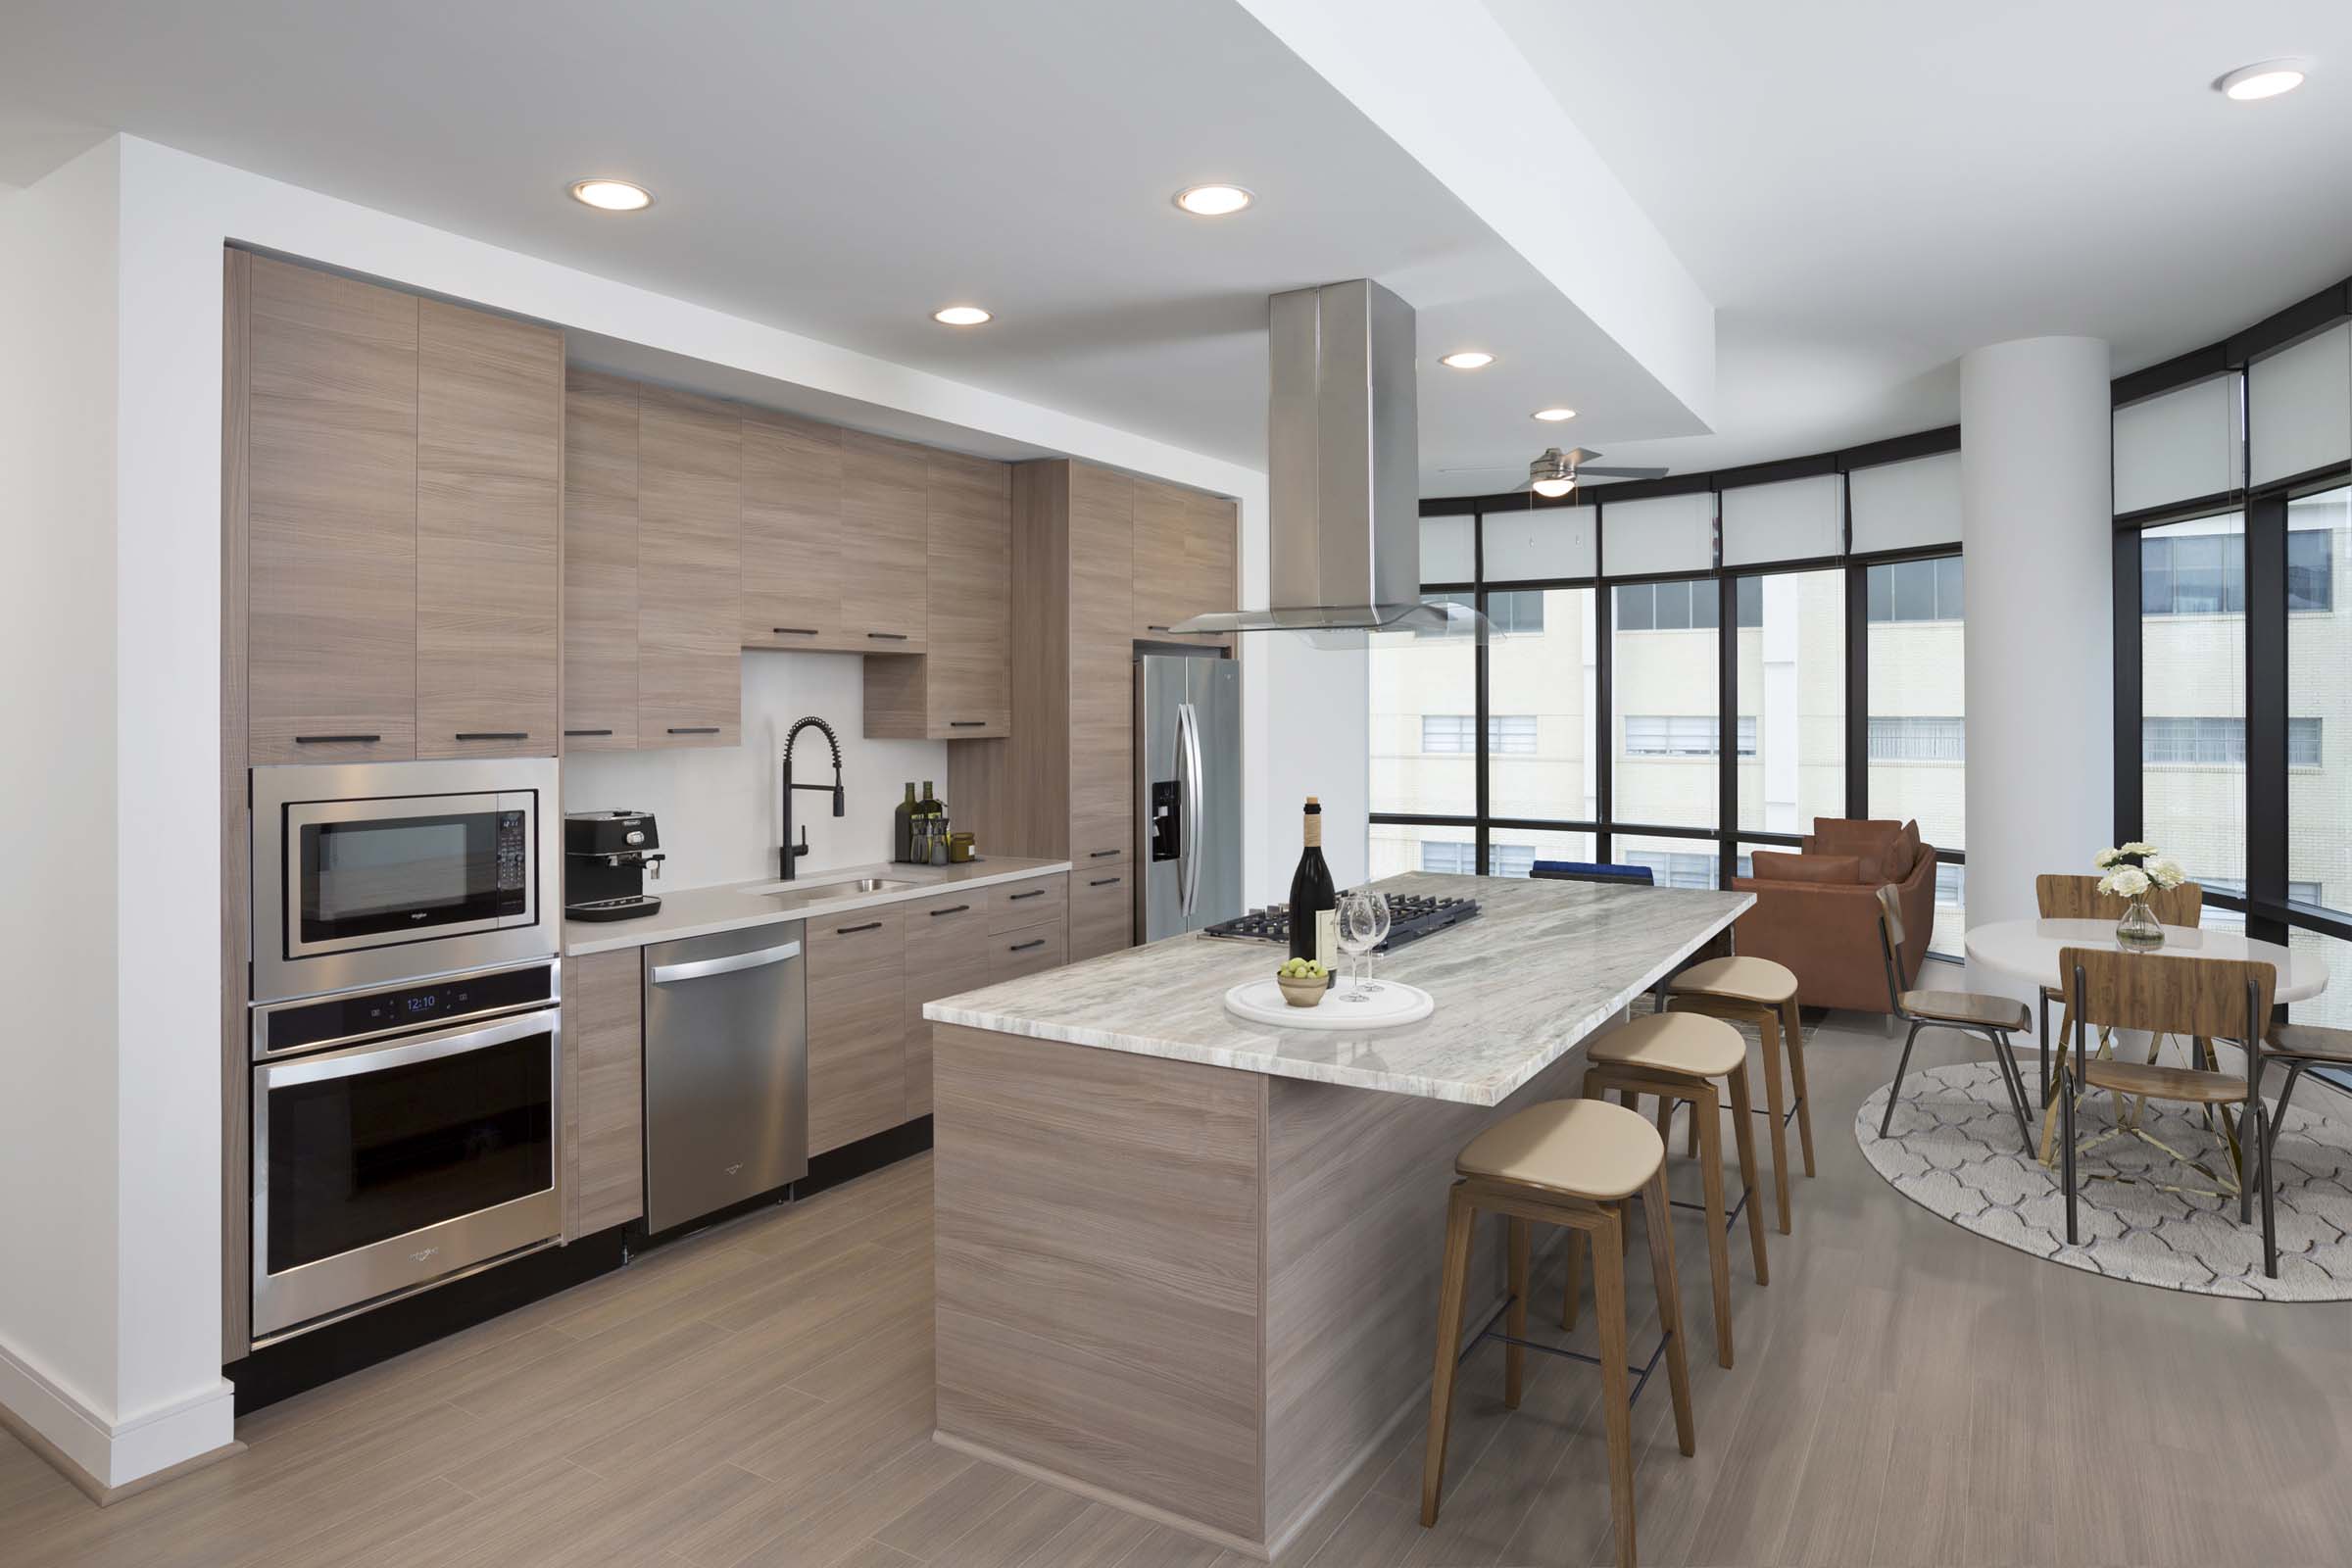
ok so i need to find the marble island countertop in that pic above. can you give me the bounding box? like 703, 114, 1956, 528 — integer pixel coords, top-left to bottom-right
564, 856, 1071, 956
924, 870, 1752, 1104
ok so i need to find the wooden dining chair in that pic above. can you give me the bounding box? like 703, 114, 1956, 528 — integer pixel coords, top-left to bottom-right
1872, 886, 2034, 1153
2057, 948, 2278, 1274
2033, 874, 2203, 1160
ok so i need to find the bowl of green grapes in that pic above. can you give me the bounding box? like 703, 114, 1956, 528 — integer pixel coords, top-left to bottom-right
1276, 957, 1331, 1007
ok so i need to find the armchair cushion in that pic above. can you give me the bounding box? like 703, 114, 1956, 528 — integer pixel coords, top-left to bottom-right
1805, 816, 1913, 883
1749, 851, 1862, 886
1728, 843, 1939, 1014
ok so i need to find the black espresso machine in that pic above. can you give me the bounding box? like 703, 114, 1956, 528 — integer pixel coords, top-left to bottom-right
564, 810, 665, 921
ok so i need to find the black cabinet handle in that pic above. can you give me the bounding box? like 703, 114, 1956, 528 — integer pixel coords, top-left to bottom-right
295, 734, 379, 745
1090, 876, 1121, 887
667, 726, 721, 735
1089, 849, 1120, 858
1148, 625, 1172, 633
771, 627, 819, 636
1007, 889, 1045, 902
455, 732, 528, 742
1008, 939, 1047, 954
928, 904, 971, 917
866, 631, 909, 641
835, 920, 883, 935
950, 719, 988, 728
564, 728, 613, 737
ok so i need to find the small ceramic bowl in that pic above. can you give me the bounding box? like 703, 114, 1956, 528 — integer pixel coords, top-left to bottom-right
1276, 971, 1328, 1008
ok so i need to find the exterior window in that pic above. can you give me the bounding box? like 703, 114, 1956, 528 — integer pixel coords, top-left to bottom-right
1485, 590, 1546, 636
2140, 514, 2245, 891
2287, 528, 2333, 612
2139, 531, 2246, 614
1421, 715, 1538, 755
2140, 716, 2321, 767
1615, 579, 1727, 631
2287, 487, 2351, 927
1868, 716, 1966, 761
1866, 556, 1965, 622
1624, 716, 1757, 758
1736, 569, 1845, 835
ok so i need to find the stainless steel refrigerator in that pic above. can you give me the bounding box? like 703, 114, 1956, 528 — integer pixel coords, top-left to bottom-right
1135, 652, 1243, 942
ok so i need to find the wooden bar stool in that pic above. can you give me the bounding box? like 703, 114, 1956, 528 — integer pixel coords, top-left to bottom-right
1665, 955, 1813, 1234
1578, 1010, 1767, 1368
1421, 1100, 1695, 1568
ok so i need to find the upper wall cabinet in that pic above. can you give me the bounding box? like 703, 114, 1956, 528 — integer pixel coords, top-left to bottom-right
562, 369, 641, 750
634, 388, 743, 749
863, 450, 1013, 739
840, 431, 931, 651
239, 254, 563, 764
741, 411, 848, 651
1132, 478, 1237, 644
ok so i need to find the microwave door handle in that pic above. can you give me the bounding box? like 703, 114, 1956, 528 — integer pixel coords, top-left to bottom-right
259, 1008, 558, 1088
648, 940, 802, 986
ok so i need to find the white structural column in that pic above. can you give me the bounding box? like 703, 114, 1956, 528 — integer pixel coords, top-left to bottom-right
1959, 336, 2114, 987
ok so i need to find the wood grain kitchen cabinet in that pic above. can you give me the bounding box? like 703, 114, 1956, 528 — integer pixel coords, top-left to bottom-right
839, 430, 930, 650
1067, 462, 1137, 866
991, 918, 1068, 983
806, 904, 908, 1155
1133, 476, 1237, 647
1069, 864, 1135, 963
1184, 490, 1239, 643
244, 254, 420, 763
636, 386, 742, 749
740, 410, 850, 651
564, 949, 646, 1237
415, 300, 563, 759
562, 369, 640, 751
905, 956, 987, 1118
863, 450, 1012, 739
987, 873, 1066, 931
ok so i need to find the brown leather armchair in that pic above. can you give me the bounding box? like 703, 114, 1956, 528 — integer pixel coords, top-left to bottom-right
1728, 836, 1937, 1014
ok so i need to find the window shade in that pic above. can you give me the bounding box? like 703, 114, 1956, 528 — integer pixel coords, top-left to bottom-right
1484, 503, 1596, 581
1420, 513, 1475, 584
1599, 490, 1713, 576
2250, 321, 2352, 487
1721, 473, 1843, 565
1848, 451, 1962, 553
2114, 374, 2242, 514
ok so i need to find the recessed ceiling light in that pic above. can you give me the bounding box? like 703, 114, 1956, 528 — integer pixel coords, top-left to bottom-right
932, 305, 993, 326
1533, 407, 1578, 421
569, 178, 653, 212
1174, 183, 1254, 217
2218, 59, 2310, 100
1439, 351, 1496, 370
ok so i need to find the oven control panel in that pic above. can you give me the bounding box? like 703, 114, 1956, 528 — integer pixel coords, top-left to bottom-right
257, 961, 556, 1058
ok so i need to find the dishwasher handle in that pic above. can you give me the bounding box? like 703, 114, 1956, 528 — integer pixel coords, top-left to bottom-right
649, 939, 803, 986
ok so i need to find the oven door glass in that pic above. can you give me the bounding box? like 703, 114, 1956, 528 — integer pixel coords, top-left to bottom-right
261, 1015, 557, 1279
287, 795, 530, 956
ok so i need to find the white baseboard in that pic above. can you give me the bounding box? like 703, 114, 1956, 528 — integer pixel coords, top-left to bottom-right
0, 1333, 235, 1494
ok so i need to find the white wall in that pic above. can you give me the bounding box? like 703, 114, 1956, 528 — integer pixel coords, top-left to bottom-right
17, 132, 1283, 1486
563, 654, 949, 889
1961, 336, 2113, 996
0, 138, 133, 1482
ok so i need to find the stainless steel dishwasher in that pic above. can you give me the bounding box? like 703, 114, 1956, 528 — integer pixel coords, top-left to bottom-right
641, 920, 808, 1234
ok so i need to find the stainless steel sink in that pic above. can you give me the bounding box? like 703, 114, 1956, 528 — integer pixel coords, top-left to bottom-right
742, 876, 918, 903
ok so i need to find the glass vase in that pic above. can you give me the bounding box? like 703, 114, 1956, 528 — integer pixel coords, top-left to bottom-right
2115, 898, 2166, 952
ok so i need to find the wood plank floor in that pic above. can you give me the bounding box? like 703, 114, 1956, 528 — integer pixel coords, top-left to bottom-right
8, 1009, 2352, 1566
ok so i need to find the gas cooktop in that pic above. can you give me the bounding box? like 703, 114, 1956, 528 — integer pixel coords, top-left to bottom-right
1201, 893, 1480, 954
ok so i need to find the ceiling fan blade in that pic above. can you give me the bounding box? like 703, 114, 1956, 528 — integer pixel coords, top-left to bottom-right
1558, 447, 1604, 466
1572, 465, 1669, 480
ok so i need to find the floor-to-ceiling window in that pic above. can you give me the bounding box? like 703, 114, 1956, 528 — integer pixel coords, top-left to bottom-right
1375, 435, 1965, 957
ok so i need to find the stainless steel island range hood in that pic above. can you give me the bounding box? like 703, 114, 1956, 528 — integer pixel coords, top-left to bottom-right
1171, 278, 1477, 637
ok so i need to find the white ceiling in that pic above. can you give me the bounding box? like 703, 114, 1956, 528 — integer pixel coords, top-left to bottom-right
0, 0, 1704, 489
1478, 0, 2352, 482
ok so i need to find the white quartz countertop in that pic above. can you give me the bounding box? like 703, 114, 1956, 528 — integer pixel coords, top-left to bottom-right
925, 871, 1753, 1104
564, 857, 1071, 956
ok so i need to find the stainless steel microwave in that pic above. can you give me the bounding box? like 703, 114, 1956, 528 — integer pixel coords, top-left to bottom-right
250, 758, 562, 1002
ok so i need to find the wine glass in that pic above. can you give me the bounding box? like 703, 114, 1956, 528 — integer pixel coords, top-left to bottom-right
1353, 892, 1393, 994
1336, 891, 1377, 1001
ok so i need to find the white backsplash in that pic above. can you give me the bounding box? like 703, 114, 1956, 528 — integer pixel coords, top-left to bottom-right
562, 651, 950, 891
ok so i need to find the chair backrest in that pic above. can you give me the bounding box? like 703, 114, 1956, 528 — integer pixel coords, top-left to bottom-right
2057, 947, 2274, 1046
1873, 884, 1906, 1013
1531, 860, 1655, 886
2036, 872, 2203, 928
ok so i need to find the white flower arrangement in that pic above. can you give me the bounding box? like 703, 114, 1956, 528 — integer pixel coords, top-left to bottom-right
2092, 844, 2184, 899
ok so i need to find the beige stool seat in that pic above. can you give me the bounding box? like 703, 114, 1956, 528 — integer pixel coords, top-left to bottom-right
1672, 955, 1798, 1004
1456, 1099, 1662, 1201
1589, 1010, 1747, 1079
1903, 989, 2032, 1032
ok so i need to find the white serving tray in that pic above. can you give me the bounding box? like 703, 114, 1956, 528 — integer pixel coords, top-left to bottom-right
1223, 978, 1435, 1030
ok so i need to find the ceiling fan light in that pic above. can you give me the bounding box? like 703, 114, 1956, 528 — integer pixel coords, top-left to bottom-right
1531, 476, 1575, 499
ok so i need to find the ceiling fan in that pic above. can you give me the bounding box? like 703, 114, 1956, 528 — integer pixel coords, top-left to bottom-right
1526, 446, 1667, 497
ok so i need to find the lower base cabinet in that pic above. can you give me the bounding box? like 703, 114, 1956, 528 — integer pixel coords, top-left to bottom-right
807, 904, 909, 1156
564, 950, 646, 1238
1069, 863, 1134, 962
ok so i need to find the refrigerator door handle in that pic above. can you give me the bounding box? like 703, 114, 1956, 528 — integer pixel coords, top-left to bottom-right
1178, 701, 1205, 917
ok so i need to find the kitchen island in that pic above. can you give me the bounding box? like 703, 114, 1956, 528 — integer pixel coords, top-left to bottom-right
922, 870, 1752, 1558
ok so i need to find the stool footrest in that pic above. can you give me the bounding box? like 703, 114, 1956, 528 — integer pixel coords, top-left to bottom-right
1462, 1296, 1675, 1406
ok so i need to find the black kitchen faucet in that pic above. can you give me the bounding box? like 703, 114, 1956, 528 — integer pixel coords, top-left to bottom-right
780, 715, 846, 880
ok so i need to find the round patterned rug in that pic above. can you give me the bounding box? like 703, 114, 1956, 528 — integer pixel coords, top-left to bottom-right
1856, 1060, 2352, 1300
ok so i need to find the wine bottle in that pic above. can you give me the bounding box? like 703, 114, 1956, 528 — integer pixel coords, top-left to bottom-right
894, 782, 916, 862
1288, 796, 1338, 971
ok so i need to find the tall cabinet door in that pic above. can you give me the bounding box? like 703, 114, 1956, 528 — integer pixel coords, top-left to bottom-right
415, 300, 563, 758
924, 451, 1011, 733
636, 387, 742, 749
840, 431, 930, 650
562, 369, 640, 751
1185, 492, 1238, 646
1067, 463, 1135, 869
245, 255, 419, 763
741, 411, 847, 650
1130, 477, 1192, 640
